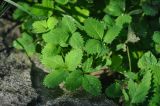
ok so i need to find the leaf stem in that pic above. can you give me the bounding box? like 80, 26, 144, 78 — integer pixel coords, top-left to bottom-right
127, 45, 132, 72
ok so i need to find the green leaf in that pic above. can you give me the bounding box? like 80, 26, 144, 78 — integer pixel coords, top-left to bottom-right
85, 39, 102, 54
84, 18, 104, 40
82, 57, 93, 72
69, 32, 84, 49
110, 55, 123, 71
105, 82, 122, 98
42, 28, 69, 46
47, 17, 58, 30
103, 15, 115, 28
41, 55, 65, 70
128, 79, 138, 99
153, 31, 160, 44
104, 0, 125, 16
13, 32, 35, 56
82, 75, 102, 96
44, 70, 68, 88
131, 70, 152, 103
142, 4, 158, 16
32, 20, 48, 33
104, 25, 122, 44
65, 70, 83, 91
138, 51, 157, 69
62, 15, 77, 33
115, 14, 132, 28
42, 43, 60, 57
55, 0, 68, 5
42, 0, 54, 8
65, 49, 83, 71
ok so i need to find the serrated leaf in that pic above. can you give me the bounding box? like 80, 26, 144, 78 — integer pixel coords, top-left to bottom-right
153, 31, 160, 44
138, 51, 157, 69
82, 57, 93, 72
41, 55, 65, 69
65, 49, 83, 71
32, 20, 48, 33
43, 69, 68, 88
105, 82, 122, 98
47, 17, 58, 30
104, 25, 122, 44
85, 39, 102, 54
55, 0, 68, 5
131, 70, 151, 103
82, 75, 102, 96
84, 18, 104, 40
115, 14, 132, 28
62, 15, 77, 33
65, 70, 83, 91
69, 32, 84, 49
42, 43, 60, 57
42, 28, 69, 45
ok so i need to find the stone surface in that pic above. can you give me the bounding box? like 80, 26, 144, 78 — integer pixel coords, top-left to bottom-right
0, 51, 37, 106
45, 95, 118, 106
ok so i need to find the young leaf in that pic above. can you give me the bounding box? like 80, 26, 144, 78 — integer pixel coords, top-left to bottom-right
138, 51, 157, 70
65, 49, 83, 71
105, 82, 122, 98
47, 17, 58, 30
85, 39, 102, 54
69, 32, 84, 49
115, 14, 132, 28
84, 18, 104, 40
62, 15, 77, 33
65, 70, 83, 91
82, 75, 102, 96
43, 70, 68, 88
104, 25, 122, 44
32, 20, 48, 33
130, 70, 152, 103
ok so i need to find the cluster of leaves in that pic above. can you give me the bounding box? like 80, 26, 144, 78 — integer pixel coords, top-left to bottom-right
11, 0, 160, 105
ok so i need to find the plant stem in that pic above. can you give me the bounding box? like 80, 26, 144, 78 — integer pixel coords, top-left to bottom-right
4, 0, 33, 16
127, 45, 132, 72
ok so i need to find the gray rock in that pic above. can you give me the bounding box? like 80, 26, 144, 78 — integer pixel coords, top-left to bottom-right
0, 51, 37, 106
44, 95, 118, 106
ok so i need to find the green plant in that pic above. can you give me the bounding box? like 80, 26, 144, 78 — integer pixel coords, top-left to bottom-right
11, 0, 160, 105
